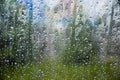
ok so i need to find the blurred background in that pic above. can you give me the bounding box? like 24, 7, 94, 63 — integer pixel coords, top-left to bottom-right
0, 0, 120, 80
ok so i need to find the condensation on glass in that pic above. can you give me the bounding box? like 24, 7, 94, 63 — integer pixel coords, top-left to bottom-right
0, 0, 120, 80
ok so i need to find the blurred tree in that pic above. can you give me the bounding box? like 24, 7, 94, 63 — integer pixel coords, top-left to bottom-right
62, 1, 98, 65
0, 0, 33, 67
106, 0, 117, 55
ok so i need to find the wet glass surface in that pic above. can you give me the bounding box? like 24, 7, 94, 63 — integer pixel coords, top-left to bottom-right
0, 0, 120, 80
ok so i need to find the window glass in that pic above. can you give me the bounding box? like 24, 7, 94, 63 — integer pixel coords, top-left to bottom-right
0, 0, 120, 80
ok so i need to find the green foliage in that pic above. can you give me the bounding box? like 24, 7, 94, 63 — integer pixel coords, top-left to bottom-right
3, 62, 120, 80
62, 25, 97, 65
0, 1, 34, 79
0, 0, 33, 66
61, 5, 98, 65
0, 0, 4, 4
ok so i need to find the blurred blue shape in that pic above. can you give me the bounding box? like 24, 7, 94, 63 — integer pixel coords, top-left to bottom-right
37, 0, 46, 23
18, 0, 33, 22
61, 16, 72, 26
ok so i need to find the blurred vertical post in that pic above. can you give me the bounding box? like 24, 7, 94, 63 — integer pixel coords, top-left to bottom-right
70, 0, 76, 54
106, 0, 115, 55
27, 0, 33, 62
22, 0, 33, 62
